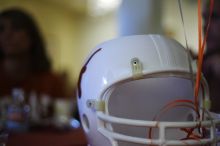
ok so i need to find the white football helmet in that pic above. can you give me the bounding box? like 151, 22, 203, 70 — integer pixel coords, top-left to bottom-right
77, 35, 220, 146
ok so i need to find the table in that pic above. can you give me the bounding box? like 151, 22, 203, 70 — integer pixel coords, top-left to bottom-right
6, 127, 87, 146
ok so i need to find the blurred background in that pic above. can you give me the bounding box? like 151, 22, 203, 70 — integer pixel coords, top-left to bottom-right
0, 0, 198, 88
0, 0, 199, 146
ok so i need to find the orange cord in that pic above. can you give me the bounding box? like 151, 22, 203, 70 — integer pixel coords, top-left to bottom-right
148, 100, 201, 141
194, 0, 214, 112
147, 0, 215, 144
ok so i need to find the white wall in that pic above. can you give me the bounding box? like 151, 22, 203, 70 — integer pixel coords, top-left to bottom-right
162, 0, 198, 53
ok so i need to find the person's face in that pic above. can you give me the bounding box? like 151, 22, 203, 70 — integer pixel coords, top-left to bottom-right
0, 18, 31, 57
203, 2, 220, 54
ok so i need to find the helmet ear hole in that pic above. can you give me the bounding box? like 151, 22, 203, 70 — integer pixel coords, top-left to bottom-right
82, 114, 90, 132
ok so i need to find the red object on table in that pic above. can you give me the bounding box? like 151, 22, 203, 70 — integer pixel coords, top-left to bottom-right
6, 128, 87, 146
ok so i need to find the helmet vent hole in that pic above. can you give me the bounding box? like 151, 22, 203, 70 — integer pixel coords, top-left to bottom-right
82, 114, 90, 132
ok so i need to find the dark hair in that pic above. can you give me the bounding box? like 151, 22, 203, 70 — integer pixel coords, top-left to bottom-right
0, 8, 51, 72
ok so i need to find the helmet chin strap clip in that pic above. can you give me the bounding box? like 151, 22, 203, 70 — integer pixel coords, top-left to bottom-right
131, 58, 143, 79
87, 99, 105, 112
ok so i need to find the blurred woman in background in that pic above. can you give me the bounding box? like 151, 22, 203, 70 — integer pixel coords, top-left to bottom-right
0, 8, 68, 98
